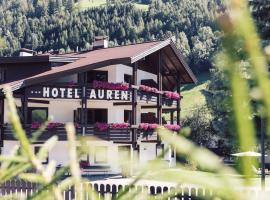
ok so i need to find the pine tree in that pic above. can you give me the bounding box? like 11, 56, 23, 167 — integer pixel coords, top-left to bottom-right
250, 0, 270, 39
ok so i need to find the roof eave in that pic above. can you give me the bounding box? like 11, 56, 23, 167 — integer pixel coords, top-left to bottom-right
169, 41, 198, 84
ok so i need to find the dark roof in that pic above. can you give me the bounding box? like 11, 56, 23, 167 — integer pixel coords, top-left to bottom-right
0, 39, 197, 94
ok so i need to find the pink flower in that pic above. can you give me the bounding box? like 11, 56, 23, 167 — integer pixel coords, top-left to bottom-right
148, 123, 159, 129
95, 122, 110, 131
139, 85, 159, 93
164, 124, 181, 131
139, 123, 149, 130
164, 91, 181, 100
139, 123, 159, 130
110, 122, 129, 129
31, 122, 41, 129
93, 80, 129, 90
48, 122, 63, 129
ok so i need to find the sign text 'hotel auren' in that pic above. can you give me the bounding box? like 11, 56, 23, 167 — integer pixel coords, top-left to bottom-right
26, 86, 131, 101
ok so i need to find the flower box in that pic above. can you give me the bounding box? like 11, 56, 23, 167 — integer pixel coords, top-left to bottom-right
139, 123, 160, 139
93, 80, 129, 90
163, 91, 181, 100
164, 124, 181, 132
95, 122, 130, 131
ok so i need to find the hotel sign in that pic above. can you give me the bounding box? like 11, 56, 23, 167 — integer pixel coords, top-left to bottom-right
26, 86, 131, 101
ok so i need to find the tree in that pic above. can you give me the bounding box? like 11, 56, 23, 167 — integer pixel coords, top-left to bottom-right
183, 106, 214, 147
250, 0, 270, 39
202, 68, 235, 155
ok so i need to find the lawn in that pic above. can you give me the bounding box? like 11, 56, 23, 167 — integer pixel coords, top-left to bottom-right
180, 72, 210, 118
76, 0, 149, 11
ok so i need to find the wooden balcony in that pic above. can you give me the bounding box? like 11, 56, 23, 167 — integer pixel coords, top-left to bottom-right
2, 124, 132, 143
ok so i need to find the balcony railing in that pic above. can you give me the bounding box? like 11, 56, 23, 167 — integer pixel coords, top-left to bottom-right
2, 123, 161, 143
2, 124, 133, 143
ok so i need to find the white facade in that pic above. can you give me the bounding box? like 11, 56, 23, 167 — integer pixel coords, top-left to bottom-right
2, 64, 176, 175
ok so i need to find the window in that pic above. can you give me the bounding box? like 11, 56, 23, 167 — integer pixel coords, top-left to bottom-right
28, 107, 48, 124
87, 70, 108, 83
141, 112, 157, 123
94, 146, 108, 164
34, 146, 48, 164
0, 69, 5, 83
124, 110, 132, 123
124, 74, 132, 84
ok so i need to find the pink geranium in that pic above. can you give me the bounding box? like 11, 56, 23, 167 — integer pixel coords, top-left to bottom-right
110, 122, 129, 129
139, 85, 159, 93
164, 124, 181, 131
93, 80, 129, 90
95, 122, 110, 131
48, 122, 63, 129
31, 122, 41, 129
164, 91, 181, 100
139, 123, 159, 130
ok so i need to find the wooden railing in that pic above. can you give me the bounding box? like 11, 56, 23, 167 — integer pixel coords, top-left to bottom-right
2, 124, 132, 143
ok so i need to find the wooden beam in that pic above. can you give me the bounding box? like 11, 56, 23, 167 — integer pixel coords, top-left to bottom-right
28, 99, 50, 104
161, 60, 176, 90
132, 62, 138, 147
176, 77, 181, 125
21, 91, 28, 125
0, 98, 4, 146
157, 51, 162, 126
170, 111, 174, 124
113, 102, 132, 106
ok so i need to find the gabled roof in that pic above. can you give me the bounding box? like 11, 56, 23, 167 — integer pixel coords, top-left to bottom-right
0, 39, 197, 95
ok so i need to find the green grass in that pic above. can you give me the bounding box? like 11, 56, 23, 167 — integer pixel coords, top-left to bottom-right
76, 0, 107, 10
76, 0, 149, 11
181, 72, 210, 118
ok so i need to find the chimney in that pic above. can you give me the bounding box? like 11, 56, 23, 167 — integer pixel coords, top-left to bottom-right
93, 36, 109, 50
19, 48, 34, 56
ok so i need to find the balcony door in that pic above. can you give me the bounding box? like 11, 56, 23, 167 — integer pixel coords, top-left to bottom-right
74, 108, 108, 124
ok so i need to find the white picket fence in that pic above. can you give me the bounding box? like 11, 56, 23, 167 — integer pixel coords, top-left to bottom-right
1, 179, 270, 199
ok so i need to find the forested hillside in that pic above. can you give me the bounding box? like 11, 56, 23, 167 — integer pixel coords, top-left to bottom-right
0, 0, 222, 72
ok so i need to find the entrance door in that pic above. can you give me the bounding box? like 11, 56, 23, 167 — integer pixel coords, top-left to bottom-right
118, 145, 131, 176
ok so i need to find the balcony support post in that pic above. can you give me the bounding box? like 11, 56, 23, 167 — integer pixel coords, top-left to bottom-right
21, 90, 28, 127
170, 111, 174, 124
131, 62, 138, 148
176, 76, 181, 125
157, 51, 162, 143
80, 72, 87, 135
0, 97, 4, 147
